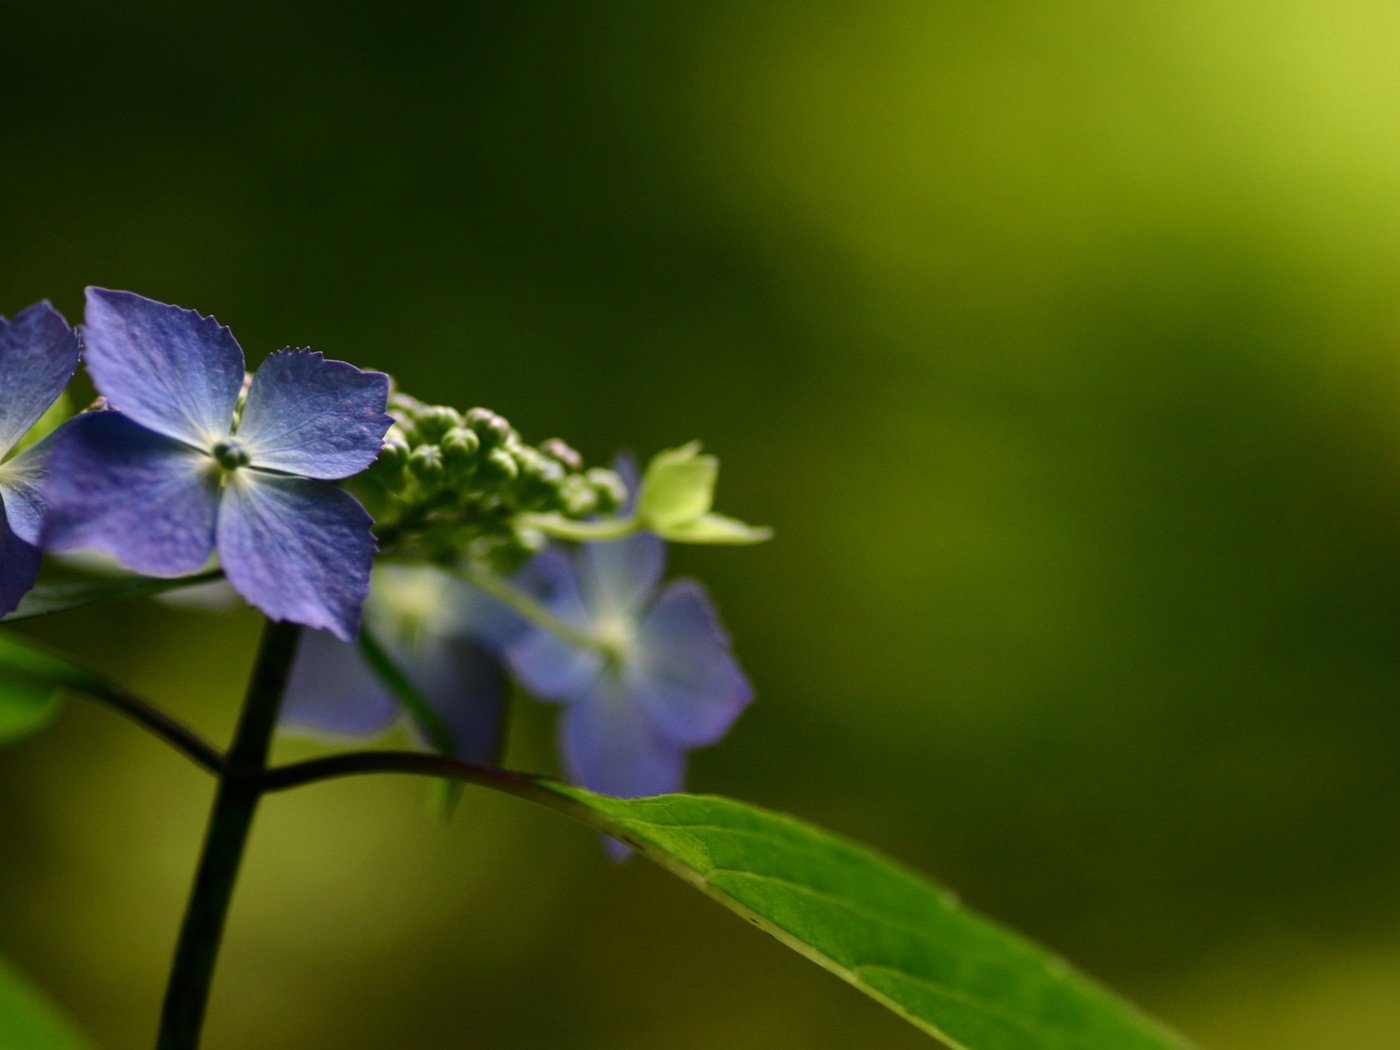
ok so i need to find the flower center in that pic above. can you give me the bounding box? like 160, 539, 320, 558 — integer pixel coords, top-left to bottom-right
593, 614, 634, 665
211, 439, 251, 471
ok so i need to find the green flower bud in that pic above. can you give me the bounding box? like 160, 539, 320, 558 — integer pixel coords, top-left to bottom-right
477, 446, 518, 484
413, 405, 464, 442
560, 474, 600, 518
466, 407, 516, 449
539, 438, 583, 472
377, 434, 410, 473
440, 426, 480, 477
408, 444, 446, 488
586, 468, 628, 515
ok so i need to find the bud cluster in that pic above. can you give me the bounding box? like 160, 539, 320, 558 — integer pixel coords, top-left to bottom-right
358, 391, 627, 569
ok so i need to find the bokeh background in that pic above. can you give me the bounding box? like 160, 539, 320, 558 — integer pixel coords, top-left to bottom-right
5, 3, 1400, 1047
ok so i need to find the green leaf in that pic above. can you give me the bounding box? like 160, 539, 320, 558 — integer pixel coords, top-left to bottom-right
0, 632, 104, 747
534, 786, 1192, 1050
2, 569, 222, 623
0, 951, 92, 1049
636, 442, 718, 529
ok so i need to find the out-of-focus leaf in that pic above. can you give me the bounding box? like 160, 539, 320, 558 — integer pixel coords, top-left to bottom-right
0, 951, 92, 1049
2, 569, 221, 623
0, 632, 103, 746
533, 786, 1192, 1050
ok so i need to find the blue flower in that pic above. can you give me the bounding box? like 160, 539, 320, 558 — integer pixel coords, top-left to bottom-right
43, 289, 391, 640
280, 562, 517, 762
0, 302, 80, 616
507, 531, 753, 802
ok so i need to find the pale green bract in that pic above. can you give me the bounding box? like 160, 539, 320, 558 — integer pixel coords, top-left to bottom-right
0, 952, 92, 1049
537, 786, 1194, 1050
636, 443, 771, 544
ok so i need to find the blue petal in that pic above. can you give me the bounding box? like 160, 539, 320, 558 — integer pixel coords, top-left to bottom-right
237, 350, 392, 480
281, 628, 400, 738
0, 503, 41, 617
579, 531, 665, 617
82, 288, 244, 447
627, 579, 753, 748
398, 635, 507, 763
42, 412, 220, 576
559, 679, 685, 798
0, 302, 79, 457
217, 472, 374, 641
504, 548, 604, 700
0, 438, 52, 546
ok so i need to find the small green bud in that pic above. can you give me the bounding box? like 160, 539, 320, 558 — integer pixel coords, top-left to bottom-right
539, 438, 583, 472
440, 427, 480, 476
408, 445, 446, 488
559, 475, 599, 518
414, 405, 464, 442
377, 434, 410, 473
586, 468, 628, 515
477, 447, 518, 484
465, 408, 516, 449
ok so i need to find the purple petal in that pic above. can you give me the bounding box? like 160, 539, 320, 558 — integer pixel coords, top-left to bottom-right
281, 628, 400, 738
504, 549, 604, 701
42, 412, 219, 576
579, 531, 665, 617
560, 678, 686, 798
0, 505, 41, 617
237, 350, 392, 480
82, 288, 244, 447
401, 637, 507, 763
0, 302, 79, 456
629, 579, 753, 748
0, 438, 52, 546
217, 473, 374, 641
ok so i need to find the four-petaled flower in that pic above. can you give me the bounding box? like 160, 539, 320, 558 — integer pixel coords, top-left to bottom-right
507, 530, 753, 805
44, 289, 391, 640
281, 562, 518, 763
0, 302, 80, 616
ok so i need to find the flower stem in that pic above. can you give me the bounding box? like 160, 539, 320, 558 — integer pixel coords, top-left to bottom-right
459, 565, 603, 653
156, 620, 302, 1050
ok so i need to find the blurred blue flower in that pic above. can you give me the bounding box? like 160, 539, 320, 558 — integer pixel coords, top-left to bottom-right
507, 531, 753, 804
43, 289, 391, 640
0, 302, 80, 616
281, 562, 518, 762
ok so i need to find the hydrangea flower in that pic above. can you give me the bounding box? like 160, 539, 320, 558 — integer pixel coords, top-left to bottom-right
281, 562, 516, 763
507, 530, 753, 803
0, 303, 80, 616
43, 289, 391, 640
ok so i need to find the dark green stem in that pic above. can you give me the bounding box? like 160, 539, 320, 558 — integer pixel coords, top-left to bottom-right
156, 620, 302, 1050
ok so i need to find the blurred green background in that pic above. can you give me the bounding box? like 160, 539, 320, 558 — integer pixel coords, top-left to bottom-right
5, 2, 1400, 1047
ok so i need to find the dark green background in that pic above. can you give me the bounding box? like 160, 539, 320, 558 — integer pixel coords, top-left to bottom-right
4, 3, 1400, 1047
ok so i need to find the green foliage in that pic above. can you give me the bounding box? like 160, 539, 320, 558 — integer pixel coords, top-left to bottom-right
0, 632, 96, 746
2, 571, 222, 624
536, 785, 1192, 1050
0, 952, 91, 1049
